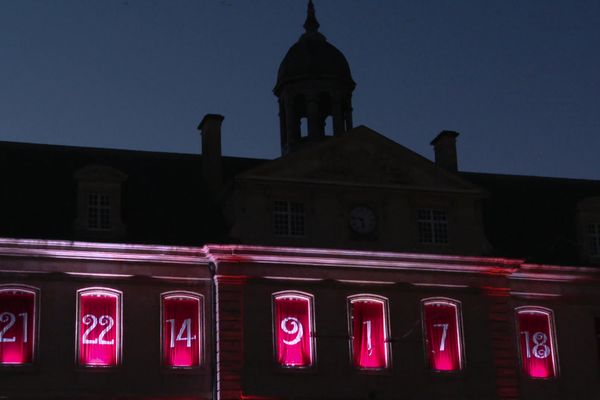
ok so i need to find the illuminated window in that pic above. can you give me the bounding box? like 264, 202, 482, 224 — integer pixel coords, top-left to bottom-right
161, 292, 202, 368
418, 209, 448, 244
348, 295, 390, 369
589, 224, 600, 257
273, 291, 314, 367
274, 200, 305, 236
516, 307, 558, 378
422, 298, 464, 372
0, 285, 37, 365
76, 288, 122, 367
88, 193, 111, 230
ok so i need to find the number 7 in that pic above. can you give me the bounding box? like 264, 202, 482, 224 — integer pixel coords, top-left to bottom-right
433, 323, 448, 351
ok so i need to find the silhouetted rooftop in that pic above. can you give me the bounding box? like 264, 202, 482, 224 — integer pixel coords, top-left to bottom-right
0, 140, 264, 246
462, 171, 600, 265
274, 0, 354, 94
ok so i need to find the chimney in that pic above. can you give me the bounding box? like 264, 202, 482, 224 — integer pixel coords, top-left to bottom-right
198, 114, 225, 191
430, 130, 459, 172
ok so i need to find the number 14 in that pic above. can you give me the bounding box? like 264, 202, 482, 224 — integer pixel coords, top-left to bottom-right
166, 318, 196, 348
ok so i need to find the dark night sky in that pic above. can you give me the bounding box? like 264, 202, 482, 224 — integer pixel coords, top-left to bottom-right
1, 1, 599, 179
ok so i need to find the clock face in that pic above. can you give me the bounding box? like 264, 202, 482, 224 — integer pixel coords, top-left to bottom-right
349, 206, 376, 234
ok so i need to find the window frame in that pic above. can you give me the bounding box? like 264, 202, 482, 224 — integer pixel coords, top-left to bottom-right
417, 208, 448, 245
273, 200, 305, 237
0, 284, 40, 367
271, 290, 316, 369
75, 287, 123, 368
514, 306, 559, 379
421, 297, 465, 373
87, 192, 112, 231
160, 291, 204, 369
347, 294, 391, 371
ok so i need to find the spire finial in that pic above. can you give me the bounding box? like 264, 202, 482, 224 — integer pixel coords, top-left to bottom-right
303, 0, 320, 34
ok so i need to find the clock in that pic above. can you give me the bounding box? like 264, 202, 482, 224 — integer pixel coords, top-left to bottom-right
349, 206, 376, 234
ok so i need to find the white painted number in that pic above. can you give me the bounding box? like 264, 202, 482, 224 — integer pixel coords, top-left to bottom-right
520, 331, 550, 359
98, 315, 115, 345
363, 320, 373, 355
281, 317, 303, 345
82, 314, 114, 345
433, 323, 449, 351
0, 312, 28, 343
166, 318, 197, 348
0, 312, 16, 342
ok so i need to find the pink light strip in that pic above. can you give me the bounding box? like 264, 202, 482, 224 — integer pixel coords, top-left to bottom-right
0, 237, 208, 265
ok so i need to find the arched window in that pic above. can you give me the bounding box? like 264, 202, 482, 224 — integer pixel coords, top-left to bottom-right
348, 295, 390, 369
161, 291, 203, 368
0, 285, 38, 365
422, 298, 464, 372
272, 291, 315, 368
515, 306, 558, 378
76, 287, 122, 367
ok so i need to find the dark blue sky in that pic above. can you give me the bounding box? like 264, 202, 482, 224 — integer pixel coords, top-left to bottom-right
1, 1, 599, 179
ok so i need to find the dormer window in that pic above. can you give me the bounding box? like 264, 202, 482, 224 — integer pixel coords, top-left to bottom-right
74, 165, 127, 239
589, 223, 600, 257
88, 193, 111, 231
576, 197, 600, 262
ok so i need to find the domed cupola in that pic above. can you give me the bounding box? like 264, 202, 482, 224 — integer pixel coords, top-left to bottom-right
274, 0, 356, 155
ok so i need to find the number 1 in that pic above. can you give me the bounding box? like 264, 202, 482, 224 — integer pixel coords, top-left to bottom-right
521, 331, 531, 358
18, 313, 28, 343
363, 320, 372, 355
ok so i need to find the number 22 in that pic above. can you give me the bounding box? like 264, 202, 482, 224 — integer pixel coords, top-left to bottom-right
82, 314, 114, 345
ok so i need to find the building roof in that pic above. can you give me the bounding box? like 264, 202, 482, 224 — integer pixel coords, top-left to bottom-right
273, 1, 354, 95
0, 140, 264, 246
2, 138, 600, 265
463, 171, 600, 265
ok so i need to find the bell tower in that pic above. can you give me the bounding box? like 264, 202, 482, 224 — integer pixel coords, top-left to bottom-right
274, 1, 356, 155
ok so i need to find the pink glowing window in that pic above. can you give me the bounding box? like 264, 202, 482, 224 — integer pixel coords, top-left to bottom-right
422, 298, 463, 372
0, 286, 37, 365
161, 292, 202, 368
76, 288, 121, 367
348, 295, 390, 369
516, 307, 558, 378
273, 292, 314, 367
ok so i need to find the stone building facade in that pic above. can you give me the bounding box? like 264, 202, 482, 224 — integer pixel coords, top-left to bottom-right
1, 2, 600, 400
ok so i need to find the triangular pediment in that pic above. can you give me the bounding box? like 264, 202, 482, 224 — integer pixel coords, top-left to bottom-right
239, 126, 482, 193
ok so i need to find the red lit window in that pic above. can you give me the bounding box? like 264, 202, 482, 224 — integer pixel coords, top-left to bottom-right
76, 288, 121, 367
516, 307, 558, 378
348, 295, 390, 369
273, 292, 314, 367
161, 292, 202, 368
422, 298, 463, 372
0, 285, 37, 365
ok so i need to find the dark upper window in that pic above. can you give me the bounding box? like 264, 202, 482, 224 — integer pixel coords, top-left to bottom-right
418, 209, 448, 244
589, 224, 600, 257
88, 193, 111, 231
273, 200, 305, 236
74, 165, 127, 239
